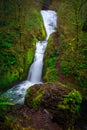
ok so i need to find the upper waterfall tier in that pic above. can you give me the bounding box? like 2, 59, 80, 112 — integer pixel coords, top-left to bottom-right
41, 10, 57, 40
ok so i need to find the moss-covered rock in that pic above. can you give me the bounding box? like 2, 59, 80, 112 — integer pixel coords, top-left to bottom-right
25, 82, 82, 129
55, 89, 82, 129
51, 0, 87, 88
25, 85, 45, 109
43, 34, 59, 82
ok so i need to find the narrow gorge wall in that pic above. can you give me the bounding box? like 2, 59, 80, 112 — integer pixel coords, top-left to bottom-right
43, 0, 87, 88
0, 0, 46, 91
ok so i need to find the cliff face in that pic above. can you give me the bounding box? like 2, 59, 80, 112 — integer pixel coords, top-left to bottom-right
43, 0, 87, 88
43, 33, 59, 82
0, 0, 46, 91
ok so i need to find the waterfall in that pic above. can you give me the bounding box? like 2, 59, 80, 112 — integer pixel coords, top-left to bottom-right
3, 10, 57, 104
41, 10, 57, 40
27, 10, 57, 83
27, 41, 47, 83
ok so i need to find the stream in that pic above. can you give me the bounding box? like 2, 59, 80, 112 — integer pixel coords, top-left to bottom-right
3, 10, 57, 104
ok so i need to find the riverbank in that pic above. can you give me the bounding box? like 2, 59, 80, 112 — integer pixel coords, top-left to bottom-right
0, 104, 81, 130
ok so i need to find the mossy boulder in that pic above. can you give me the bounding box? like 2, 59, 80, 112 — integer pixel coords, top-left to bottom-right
25, 85, 45, 109
25, 82, 82, 129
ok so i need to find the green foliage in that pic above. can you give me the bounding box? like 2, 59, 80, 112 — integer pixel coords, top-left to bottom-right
25, 49, 34, 67
47, 57, 58, 81
0, 1, 46, 91
75, 75, 87, 88
3, 115, 35, 130
0, 32, 16, 74
32, 91, 44, 109
31, 88, 44, 109
60, 61, 70, 75
0, 51, 17, 68
57, 0, 87, 88
44, 68, 58, 82
48, 57, 58, 68
58, 89, 82, 114
43, 36, 59, 82
27, 9, 46, 40
0, 102, 14, 111
0, 32, 14, 46
0, 94, 14, 125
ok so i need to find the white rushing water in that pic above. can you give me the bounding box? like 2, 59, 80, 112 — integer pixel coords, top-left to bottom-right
27, 40, 47, 83
3, 10, 57, 104
41, 10, 57, 40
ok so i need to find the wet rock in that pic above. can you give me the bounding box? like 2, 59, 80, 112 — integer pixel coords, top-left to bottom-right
41, 0, 52, 10
25, 82, 82, 129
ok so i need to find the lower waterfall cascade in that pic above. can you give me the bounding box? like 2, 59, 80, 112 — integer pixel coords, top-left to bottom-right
3, 10, 57, 104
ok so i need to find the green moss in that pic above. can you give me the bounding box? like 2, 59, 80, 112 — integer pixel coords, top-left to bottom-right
26, 49, 34, 64
31, 88, 44, 109
57, 89, 82, 114
44, 68, 58, 82
56, 1, 87, 88
0, 2, 46, 91
43, 35, 59, 82
54, 89, 82, 129
25, 87, 45, 109
60, 61, 70, 75
23, 48, 35, 77
3, 115, 36, 130
25, 87, 32, 98
27, 9, 46, 41
0, 69, 19, 91
32, 91, 44, 109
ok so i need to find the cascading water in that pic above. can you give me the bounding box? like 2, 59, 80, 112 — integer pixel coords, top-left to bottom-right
27, 10, 57, 83
27, 41, 47, 83
3, 10, 57, 104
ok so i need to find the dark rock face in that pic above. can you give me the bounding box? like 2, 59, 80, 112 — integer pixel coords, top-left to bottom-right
82, 21, 87, 32
25, 82, 70, 108
41, 83, 70, 109
25, 82, 82, 129
77, 99, 87, 130
41, 0, 52, 10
